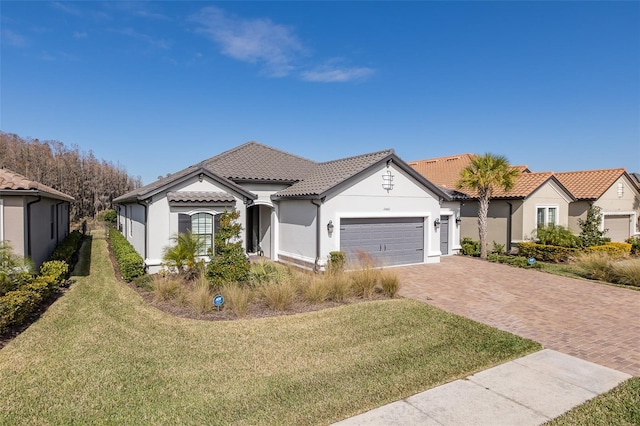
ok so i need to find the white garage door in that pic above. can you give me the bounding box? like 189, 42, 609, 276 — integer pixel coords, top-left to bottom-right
340, 217, 424, 267
603, 215, 631, 242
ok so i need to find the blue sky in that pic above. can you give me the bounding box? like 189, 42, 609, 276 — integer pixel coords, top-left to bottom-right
1, 1, 638, 185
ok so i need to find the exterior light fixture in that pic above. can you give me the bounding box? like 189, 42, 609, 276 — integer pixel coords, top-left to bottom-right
382, 170, 394, 192
434, 218, 441, 229
327, 220, 334, 234
198, 173, 204, 182
455, 216, 462, 225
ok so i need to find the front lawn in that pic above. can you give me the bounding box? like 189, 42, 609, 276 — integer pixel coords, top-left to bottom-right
0, 233, 540, 425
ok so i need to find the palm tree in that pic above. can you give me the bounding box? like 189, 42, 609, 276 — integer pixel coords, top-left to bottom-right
162, 230, 207, 278
457, 153, 520, 260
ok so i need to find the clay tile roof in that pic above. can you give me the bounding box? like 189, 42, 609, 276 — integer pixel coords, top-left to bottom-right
167, 191, 235, 204
0, 168, 74, 201
554, 168, 626, 200
203, 141, 316, 182
274, 149, 395, 198
491, 172, 555, 198
408, 154, 476, 189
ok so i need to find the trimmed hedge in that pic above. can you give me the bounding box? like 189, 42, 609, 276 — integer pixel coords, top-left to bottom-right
626, 236, 640, 255
0, 290, 42, 333
49, 230, 83, 265
487, 253, 542, 269
517, 242, 579, 263
584, 243, 632, 258
108, 228, 145, 282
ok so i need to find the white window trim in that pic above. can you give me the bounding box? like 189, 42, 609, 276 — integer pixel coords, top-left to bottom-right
536, 205, 559, 228
128, 206, 133, 237
601, 211, 637, 234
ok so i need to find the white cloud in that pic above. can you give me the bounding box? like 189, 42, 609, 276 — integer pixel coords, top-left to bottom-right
1, 29, 28, 48
302, 65, 375, 83
191, 7, 305, 77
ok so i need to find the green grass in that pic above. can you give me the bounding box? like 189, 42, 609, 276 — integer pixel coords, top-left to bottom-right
0, 233, 540, 425
539, 261, 640, 291
546, 377, 640, 425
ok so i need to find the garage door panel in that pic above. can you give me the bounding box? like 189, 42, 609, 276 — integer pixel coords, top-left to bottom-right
603, 215, 631, 242
340, 217, 424, 267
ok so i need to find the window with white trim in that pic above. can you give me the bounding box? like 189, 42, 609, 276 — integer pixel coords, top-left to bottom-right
179, 212, 215, 256
536, 206, 558, 228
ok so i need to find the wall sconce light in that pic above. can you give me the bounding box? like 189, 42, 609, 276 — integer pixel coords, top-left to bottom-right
198, 173, 204, 182
327, 220, 334, 234
434, 218, 441, 229
455, 216, 462, 225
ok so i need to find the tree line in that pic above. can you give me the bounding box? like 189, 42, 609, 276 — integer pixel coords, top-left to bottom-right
0, 131, 141, 221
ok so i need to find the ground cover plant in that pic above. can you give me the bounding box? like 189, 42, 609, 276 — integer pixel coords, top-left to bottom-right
0, 233, 541, 425
546, 377, 640, 425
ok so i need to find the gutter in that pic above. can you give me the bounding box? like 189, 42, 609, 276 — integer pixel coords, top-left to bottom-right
26, 196, 42, 258
311, 199, 322, 273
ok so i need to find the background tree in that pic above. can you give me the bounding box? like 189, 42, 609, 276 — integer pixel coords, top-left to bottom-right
457, 153, 520, 260
0, 131, 142, 221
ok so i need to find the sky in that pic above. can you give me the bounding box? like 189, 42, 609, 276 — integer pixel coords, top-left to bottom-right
1, 1, 639, 185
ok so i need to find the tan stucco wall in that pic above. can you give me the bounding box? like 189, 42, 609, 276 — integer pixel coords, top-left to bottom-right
522, 181, 571, 239
460, 201, 510, 249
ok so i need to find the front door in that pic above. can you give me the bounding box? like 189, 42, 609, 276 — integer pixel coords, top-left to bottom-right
440, 215, 449, 255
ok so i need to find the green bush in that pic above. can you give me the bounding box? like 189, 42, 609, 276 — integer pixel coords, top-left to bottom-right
206, 210, 249, 288
133, 275, 154, 291
626, 236, 640, 255
22, 275, 58, 300
517, 242, 579, 263
535, 224, 581, 248
0, 242, 35, 296
487, 253, 542, 269
327, 251, 346, 274
49, 230, 83, 265
579, 206, 608, 247
491, 241, 505, 254
248, 261, 289, 286
460, 237, 480, 256
97, 209, 117, 227
40, 261, 69, 286
0, 289, 43, 334
108, 228, 145, 282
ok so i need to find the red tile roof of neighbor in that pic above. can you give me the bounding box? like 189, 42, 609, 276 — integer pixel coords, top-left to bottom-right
554, 169, 627, 200
0, 168, 74, 201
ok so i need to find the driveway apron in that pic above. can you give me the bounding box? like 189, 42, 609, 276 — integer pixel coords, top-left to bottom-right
397, 256, 640, 376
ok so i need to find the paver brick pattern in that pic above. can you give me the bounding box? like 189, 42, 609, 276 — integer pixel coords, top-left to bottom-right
397, 256, 640, 376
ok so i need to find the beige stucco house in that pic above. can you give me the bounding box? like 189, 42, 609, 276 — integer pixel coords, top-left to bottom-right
114, 142, 453, 273
555, 169, 640, 241
0, 168, 73, 268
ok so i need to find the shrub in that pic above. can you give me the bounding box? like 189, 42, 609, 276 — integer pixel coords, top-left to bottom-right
162, 230, 207, 279
584, 243, 631, 259
491, 241, 505, 254
487, 254, 542, 269
0, 242, 35, 296
49, 230, 83, 265
221, 284, 252, 318
351, 268, 378, 298
0, 289, 42, 334
574, 252, 614, 282
206, 210, 250, 288
460, 237, 480, 256
302, 277, 330, 304
535, 224, 581, 248
579, 206, 608, 247
325, 273, 352, 302
133, 275, 154, 291
248, 261, 289, 286
626, 236, 640, 255
517, 242, 579, 263
21, 275, 58, 300
108, 228, 145, 282
380, 270, 401, 297
611, 259, 640, 287
327, 251, 346, 274
152, 276, 182, 302
97, 209, 117, 227
40, 261, 69, 286
189, 281, 213, 314
260, 279, 296, 311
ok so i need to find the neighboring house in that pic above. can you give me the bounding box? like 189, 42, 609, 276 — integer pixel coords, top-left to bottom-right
0, 168, 73, 268
555, 169, 640, 241
113, 142, 453, 273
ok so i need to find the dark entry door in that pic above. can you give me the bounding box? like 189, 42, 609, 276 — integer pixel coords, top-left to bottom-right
439, 215, 449, 255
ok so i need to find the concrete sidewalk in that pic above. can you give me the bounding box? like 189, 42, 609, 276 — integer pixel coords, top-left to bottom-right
333, 349, 631, 426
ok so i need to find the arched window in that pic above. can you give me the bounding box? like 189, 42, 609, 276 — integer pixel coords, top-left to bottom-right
179, 212, 214, 256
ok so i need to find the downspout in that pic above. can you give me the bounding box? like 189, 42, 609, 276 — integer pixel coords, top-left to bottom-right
311, 199, 322, 273
55, 201, 65, 244
506, 201, 513, 253
26, 196, 42, 258
136, 200, 149, 264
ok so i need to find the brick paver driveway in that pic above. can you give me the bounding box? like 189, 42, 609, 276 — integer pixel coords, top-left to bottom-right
398, 256, 640, 376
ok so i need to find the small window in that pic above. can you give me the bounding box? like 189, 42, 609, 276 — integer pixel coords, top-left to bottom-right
178, 212, 214, 256
537, 206, 558, 228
